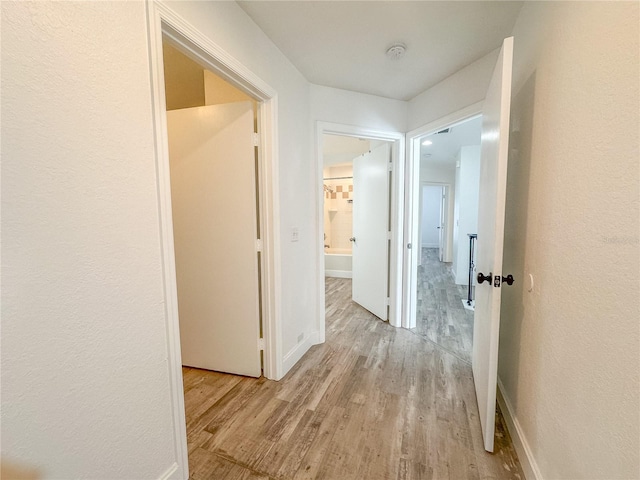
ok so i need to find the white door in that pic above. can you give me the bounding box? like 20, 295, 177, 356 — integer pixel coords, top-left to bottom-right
438, 186, 446, 261
167, 101, 261, 378
472, 37, 514, 452
352, 143, 391, 320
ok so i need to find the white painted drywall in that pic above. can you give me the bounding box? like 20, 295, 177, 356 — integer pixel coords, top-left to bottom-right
452, 146, 480, 285
421, 186, 442, 248
310, 84, 408, 133
2, 0, 314, 477
419, 163, 455, 262
408, 49, 498, 131
1, 2, 176, 478
500, 3, 640, 479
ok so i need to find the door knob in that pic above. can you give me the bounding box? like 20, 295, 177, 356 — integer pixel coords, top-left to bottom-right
477, 272, 492, 284
349, 237, 356, 242
502, 274, 514, 286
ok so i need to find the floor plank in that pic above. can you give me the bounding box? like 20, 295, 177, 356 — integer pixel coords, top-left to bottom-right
183, 273, 523, 479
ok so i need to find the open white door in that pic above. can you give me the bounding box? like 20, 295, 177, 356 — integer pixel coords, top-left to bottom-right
472, 37, 514, 452
167, 101, 261, 378
352, 143, 391, 320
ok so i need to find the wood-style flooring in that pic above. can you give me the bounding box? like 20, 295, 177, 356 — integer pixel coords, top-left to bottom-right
411, 248, 474, 363
183, 276, 523, 480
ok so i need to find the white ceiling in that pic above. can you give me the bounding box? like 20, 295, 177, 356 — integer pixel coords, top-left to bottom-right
237, 1, 523, 101
420, 115, 482, 166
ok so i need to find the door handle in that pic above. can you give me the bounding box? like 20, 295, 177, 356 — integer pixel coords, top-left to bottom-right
477, 272, 492, 284
349, 237, 356, 242
502, 274, 514, 286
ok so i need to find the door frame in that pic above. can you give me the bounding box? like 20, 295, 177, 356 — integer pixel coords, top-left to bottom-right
403, 102, 483, 330
316, 122, 405, 337
147, 2, 282, 477
418, 182, 451, 262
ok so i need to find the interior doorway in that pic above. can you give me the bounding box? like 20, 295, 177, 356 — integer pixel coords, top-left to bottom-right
147, 3, 283, 476
322, 135, 394, 321
163, 41, 263, 377
315, 124, 405, 340
406, 114, 482, 363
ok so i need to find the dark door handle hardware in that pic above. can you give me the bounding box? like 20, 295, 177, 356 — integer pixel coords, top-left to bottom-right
477, 272, 492, 284
349, 237, 356, 242
502, 274, 514, 286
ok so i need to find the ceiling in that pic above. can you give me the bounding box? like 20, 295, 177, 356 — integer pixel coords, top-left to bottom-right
420, 115, 482, 166
237, 1, 523, 101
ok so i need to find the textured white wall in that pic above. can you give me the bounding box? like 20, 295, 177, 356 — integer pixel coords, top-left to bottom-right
408, 49, 498, 131
2, 0, 314, 477
310, 84, 407, 133
500, 2, 640, 479
1, 2, 177, 478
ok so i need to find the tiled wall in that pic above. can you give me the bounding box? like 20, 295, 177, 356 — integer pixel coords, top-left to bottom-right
323, 165, 353, 252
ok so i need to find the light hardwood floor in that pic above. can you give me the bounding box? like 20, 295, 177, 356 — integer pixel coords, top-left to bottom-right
183, 276, 523, 479
411, 248, 474, 363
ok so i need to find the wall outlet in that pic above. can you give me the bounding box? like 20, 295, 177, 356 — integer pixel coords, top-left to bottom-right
291, 227, 299, 242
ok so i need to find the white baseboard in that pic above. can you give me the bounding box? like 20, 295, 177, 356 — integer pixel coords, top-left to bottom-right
281, 332, 317, 376
157, 462, 181, 480
325, 270, 352, 278
497, 379, 543, 480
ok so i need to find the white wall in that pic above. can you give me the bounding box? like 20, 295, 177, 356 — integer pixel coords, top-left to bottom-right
1, 2, 176, 478
500, 3, 640, 479
421, 186, 442, 247
1, 0, 313, 478
419, 163, 455, 262
310, 84, 407, 133
408, 49, 498, 131
452, 145, 480, 285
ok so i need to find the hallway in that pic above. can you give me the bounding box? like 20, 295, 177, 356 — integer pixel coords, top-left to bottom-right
412, 248, 474, 363
182, 277, 522, 479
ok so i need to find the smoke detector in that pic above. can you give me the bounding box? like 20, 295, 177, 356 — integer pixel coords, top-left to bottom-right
386, 43, 407, 60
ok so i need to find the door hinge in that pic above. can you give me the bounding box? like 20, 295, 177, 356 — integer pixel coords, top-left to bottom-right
252, 132, 260, 147
385, 297, 390, 307
258, 338, 265, 350
387, 231, 392, 240
256, 239, 263, 252
388, 162, 393, 172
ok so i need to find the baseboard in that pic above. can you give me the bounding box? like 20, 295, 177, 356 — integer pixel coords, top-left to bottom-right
157, 462, 181, 480
497, 379, 543, 480
281, 332, 316, 376
325, 270, 352, 278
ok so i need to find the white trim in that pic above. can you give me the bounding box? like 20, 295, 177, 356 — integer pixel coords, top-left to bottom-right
146, 2, 283, 478
497, 379, 543, 480
325, 270, 353, 279
403, 102, 483, 330
316, 122, 405, 333
282, 333, 318, 375
157, 463, 179, 480
148, 1, 282, 380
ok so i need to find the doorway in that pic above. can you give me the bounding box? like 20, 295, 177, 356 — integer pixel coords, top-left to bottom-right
147, 3, 282, 476
406, 114, 482, 363
315, 123, 405, 341
322, 135, 394, 320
